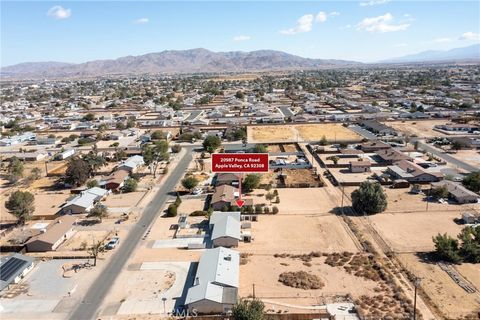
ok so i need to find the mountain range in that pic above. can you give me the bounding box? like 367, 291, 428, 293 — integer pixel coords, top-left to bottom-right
380, 44, 480, 63
1, 45, 479, 79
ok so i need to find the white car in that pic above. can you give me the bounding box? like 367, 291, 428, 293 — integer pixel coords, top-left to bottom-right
192, 187, 203, 195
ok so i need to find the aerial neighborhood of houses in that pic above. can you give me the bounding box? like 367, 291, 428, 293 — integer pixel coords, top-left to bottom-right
1, 65, 480, 320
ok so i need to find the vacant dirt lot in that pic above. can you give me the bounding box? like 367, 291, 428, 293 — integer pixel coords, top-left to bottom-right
386, 120, 448, 138
60, 230, 110, 251
397, 253, 480, 319
239, 254, 377, 310
449, 149, 480, 168
369, 211, 464, 252
274, 188, 339, 215
239, 214, 359, 254
248, 124, 362, 143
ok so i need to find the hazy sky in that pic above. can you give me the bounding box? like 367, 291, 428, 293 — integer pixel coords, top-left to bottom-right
1, 1, 479, 66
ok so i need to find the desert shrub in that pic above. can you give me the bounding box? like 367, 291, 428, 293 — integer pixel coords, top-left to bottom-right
278, 271, 324, 289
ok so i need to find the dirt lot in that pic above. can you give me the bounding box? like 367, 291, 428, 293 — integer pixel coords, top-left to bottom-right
263, 188, 339, 215
397, 253, 480, 319
369, 211, 464, 252
60, 230, 110, 251
239, 214, 360, 254
247, 124, 362, 143
103, 192, 145, 208
239, 254, 378, 310
449, 149, 480, 168
386, 120, 449, 138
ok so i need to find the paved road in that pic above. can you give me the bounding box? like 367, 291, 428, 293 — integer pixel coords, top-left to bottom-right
413, 139, 479, 172
69, 147, 194, 320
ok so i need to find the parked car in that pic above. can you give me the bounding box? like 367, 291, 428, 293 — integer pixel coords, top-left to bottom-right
106, 237, 120, 249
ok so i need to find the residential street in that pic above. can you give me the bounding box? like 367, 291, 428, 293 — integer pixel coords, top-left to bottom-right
69, 147, 194, 320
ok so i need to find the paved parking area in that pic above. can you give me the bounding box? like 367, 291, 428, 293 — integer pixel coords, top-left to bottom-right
0, 299, 60, 314
117, 262, 195, 315
152, 237, 205, 249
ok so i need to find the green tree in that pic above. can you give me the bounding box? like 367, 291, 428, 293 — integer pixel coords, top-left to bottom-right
203, 135, 221, 153
182, 176, 199, 193
459, 226, 480, 263
243, 174, 261, 192
319, 135, 328, 146
272, 206, 279, 214
351, 181, 387, 215
7, 156, 24, 183
142, 140, 169, 178
83, 113, 95, 121
433, 233, 462, 263
166, 204, 177, 217
65, 157, 92, 187
252, 144, 267, 153
5, 190, 35, 225
123, 177, 138, 193
232, 298, 265, 320
430, 185, 449, 199
86, 179, 99, 188
28, 167, 42, 181
463, 172, 480, 192
82, 149, 107, 174
88, 204, 109, 222
451, 141, 463, 151
327, 155, 340, 165
235, 91, 245, 99
151, 130, 166, 140
171, 144, 182, 153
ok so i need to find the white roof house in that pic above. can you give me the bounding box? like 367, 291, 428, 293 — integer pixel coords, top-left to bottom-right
62, 187, 109, 214
185, 247, 239, 314
209, 212, 241, 248
118, 155, 144, 172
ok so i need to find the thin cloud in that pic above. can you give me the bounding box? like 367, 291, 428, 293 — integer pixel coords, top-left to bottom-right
233, 35, 251, 41
394, 43, 408, 47
280, 14, 314, 35
316, 11, 327, 23
357, 13, 410, 33
329, 12, 340, 17
434, 38, 452, 43
132, 18, 149, 24
360, 0, 391, 6
47, 6, 71, 20
459, 32, 480, 41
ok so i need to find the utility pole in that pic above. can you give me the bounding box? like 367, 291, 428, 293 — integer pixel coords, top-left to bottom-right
44, 160, 48, 176
340, 183, 345, 215
252, 283, 255, 299
426, 187, 431, 212
413, 277, 421, 320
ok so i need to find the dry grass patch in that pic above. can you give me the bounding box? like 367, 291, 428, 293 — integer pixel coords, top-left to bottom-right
278, 271, 324, 290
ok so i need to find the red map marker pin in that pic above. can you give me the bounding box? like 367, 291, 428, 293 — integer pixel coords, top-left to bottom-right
235, 199, 245, 208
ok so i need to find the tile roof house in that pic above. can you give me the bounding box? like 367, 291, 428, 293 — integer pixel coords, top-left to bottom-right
185, 247, 239, 314
215, 173, 241, 187
375, 148, 411, 165
211, 185, 238, 211
26, 215, 77, 252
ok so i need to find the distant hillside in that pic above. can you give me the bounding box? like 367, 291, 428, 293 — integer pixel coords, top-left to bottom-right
380, 44, 480, 63
0, 48, 360, 79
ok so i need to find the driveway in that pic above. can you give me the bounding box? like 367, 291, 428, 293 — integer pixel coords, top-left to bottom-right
152, 237, 205, 249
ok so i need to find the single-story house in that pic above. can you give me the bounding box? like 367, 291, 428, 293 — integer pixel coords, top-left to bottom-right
387, 160, 442, 183
431, 180, 479, 204
349, 159, 371, 173
185, 247, 239, 314
215, 173, 241, 187
209, 212, 241, 248
26, 215, 77, 252
0, 254, 35, 291
211, 185, 239, 211
375, 148, 411, 165
118, 155, 144, 173
360, 120, 397, 136
103, 169, 129, 191
62, 187, 109, 214
360, 140, 391, 152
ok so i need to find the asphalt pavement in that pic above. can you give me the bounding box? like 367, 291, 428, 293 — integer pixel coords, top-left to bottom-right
69, 147, 194, 320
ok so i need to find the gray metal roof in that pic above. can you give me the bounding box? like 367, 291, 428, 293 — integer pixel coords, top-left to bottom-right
0, 254, 35, 291
210, 212, 241, 241
185, 247, 239, 305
